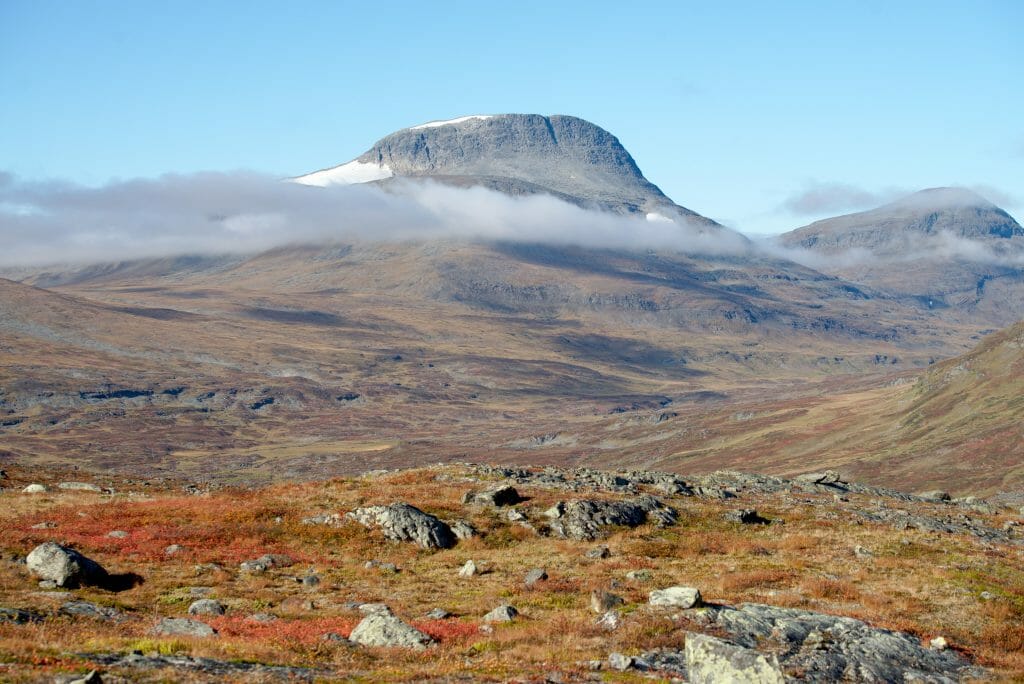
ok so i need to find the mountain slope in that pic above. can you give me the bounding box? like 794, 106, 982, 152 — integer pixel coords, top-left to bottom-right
776, 188, 1024, 325
294, 113, 719, 226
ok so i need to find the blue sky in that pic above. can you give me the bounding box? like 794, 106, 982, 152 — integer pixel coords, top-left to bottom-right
2, 0, 1021, 235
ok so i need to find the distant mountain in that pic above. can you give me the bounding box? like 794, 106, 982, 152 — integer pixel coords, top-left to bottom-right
780, 187, 1024, 254
777, 188, 1024, 324
293, 113, 720, 227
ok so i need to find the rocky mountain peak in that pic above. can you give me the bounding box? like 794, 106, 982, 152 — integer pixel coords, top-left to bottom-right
780, 187, 1024, 253
293, 113, 718, 226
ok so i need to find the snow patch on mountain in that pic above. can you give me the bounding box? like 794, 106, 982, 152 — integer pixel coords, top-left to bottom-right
293, 160, 393, 187
409, 115, 494, 130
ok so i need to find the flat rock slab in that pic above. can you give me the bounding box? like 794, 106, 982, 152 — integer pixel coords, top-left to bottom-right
688, 603, 982, 682
152, 617, 217, 638
79, 652, 322, 681
685, 632, 785, 683
347, 503, 456, 549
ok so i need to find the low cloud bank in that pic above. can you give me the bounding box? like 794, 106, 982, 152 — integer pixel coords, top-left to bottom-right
0, 171, 750, 267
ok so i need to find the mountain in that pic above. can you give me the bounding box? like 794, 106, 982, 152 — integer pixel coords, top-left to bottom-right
293, 113, 719, 227
777, 188, 1024, 324
780, 187, 1024, 253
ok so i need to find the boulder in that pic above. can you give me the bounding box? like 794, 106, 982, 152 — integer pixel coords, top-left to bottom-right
724, 509, 771, 525
918, 490, 952, 502
188, 599, 226, 616
547, 496, 677, 541
649, 586, 702, 609
448, 520, 476, 540
458, 560, 478, 578
347, 503, 456, 549
463, 485, 523, 507
348, 610, 434, 649
524, 568, 548, 587
26, 542, 107, 588
795, 471, 844, 486
483, 604, 518, 622
60, 600, 122, 622
685, 632, 785, 684
152, 617, 217, 638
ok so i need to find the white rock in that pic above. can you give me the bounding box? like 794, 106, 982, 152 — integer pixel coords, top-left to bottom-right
649, 586, 702, 609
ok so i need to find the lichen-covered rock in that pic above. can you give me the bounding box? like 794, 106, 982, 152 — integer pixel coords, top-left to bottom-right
152, 617, 217, 638
347, 503, 456, 549
60, 600, 123, 622
348, 610, 434, 649
188, 599, 226, 616
26, 542, 107, 588
685, 632, 785, 684
547, 496, 676, 541
463, 484, 523, 507
649, 586, 702, 609
483, 604, 518, 622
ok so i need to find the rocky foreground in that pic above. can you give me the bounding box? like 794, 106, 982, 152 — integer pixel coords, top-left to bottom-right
0, 463, 1022, 682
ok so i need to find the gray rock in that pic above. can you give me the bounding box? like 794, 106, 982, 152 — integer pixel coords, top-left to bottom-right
524, 568, 548, 586
918, 490, 952, 502
30, 521, 57, 529
64, 670, 103, 684
321, 632, 349, 643
188, 599, 225, 616
347, 503, 456, 549
348, 610, 434, 649
448, 520, 476, 540
483, 604, 518, 622
0, 606, 44, 624
106, 530, 128, 538
649, 586, 702, 609
22, 484, 47, 493
301, 574, 321, 588
425, 608, 452, 620
458, 560, 478, 578
57, 482, 103, 492
685, 632, 785, 684
26, 542, 107, 588
164, 544, 184, 556
60, 600, 122, 622
585, 545, 611, 559
795, 471, 844, 486
608, 652, 635, 671
547, 496, 677, 541
590, 590, 624, 613
239, 553, 293, 574
152, 617, 217, 638
301, 513, 342, 526
696, 602, 981, 682
626, 569, 653, 582
463, 484, 523, 507
853, 545, 874, 559
248, 613, 277, 623
596, 610, 621, 631
724, 509, 771, 525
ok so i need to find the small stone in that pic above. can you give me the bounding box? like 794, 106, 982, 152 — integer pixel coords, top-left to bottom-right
302, 574, 321, 588
626, 569, 653, 582
66, 670, 103, 684
378, 562, 399, 573
544, 502, 565, 519
322, 632, 348, 642
506, 509, 528, 523
449, 520, 476, 540
425, 608, 451, 619
465, 485, 524, 507
458, 560, 478, 578
358, 603, 392, 615
585, 545, 611, 559
22, 484, 47, 493
30, 522, 57, 529
483, 604, 518, 622
106, 530, 128, 538
980, 591, 995, 601
918, 490, 952, 502
247, 613, 277, 622
59, 600, 122, 622
188, 599, 225, 616
164, 544, 184, 556
608, 652, 634, 671
524, 568, 548, 587
854, 545, 874, 559
38, 580, 58, 589
596, 610, 621, 631
152, 617, 216, 638
649, 586, 702, 609
930, 636, 949, 651
590, 590, 624, 613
